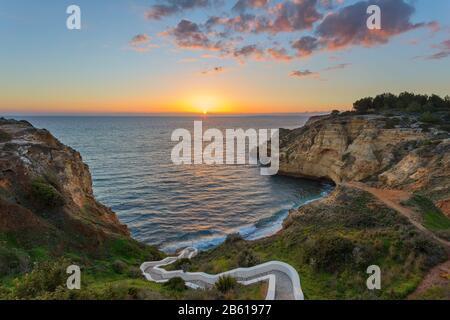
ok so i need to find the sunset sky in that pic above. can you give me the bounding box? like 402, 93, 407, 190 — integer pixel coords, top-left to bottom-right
0, 0, 449, 114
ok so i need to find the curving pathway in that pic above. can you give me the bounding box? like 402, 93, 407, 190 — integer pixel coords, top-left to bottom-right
344, 182, 450, 250
140, 247, 304, 300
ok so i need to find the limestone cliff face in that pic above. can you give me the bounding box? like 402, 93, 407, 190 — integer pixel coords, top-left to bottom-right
0, 118, 129, 248
279, 114, 450, 212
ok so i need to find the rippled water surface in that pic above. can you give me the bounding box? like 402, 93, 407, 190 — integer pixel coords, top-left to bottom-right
19, 116, 331, 252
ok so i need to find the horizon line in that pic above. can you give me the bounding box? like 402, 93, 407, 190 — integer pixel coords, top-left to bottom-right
1, 111, 336, 117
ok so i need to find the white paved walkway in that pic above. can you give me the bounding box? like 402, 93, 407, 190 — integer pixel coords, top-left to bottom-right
140, 247, 304, 300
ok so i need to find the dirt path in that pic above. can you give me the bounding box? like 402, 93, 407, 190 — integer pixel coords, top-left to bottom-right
343, 182, 450, 250
343, 182, 450, 299
408, 260, 450, 299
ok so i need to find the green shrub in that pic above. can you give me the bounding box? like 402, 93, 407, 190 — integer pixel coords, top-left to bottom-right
112, 260, 127, 274
30, 178, 65, 209
237, 249, 260, 268
420, 112, 440, 124
173, 258, 192, 272
128, 266, 143, 279
12, 258, 71, 299
164, 277, 186, 292
0, 129, 11, 142
406, 101, 423, 113
304, 236, 355, 273
331, 110, 340, 116
404, 234, 446, 269
0, 246, 31, 276
225, 233, 243, 244
215, 275, 237, 293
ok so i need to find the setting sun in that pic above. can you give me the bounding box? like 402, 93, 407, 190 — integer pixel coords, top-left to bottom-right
179, 94, 230, 114
194, 96, 218, 113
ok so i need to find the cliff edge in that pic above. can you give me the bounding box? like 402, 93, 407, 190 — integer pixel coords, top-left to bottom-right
191, 111, 450, 300
0, 118, 129, 245
0, 118, 163, 299
279, 114, 450, 215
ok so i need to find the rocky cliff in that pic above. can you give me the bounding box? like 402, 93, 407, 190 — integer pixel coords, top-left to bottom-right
279, 114, 450, 214
0, 118, 129, 252
174, 111, 450, 300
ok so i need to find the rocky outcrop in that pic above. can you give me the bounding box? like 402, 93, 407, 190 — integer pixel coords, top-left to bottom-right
279, 114, 450, 213
0, 118, 129, 249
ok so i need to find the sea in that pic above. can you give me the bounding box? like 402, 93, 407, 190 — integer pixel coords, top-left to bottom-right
15, 115, 332, 252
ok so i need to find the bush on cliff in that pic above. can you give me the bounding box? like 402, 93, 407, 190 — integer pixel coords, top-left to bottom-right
11, 258, 71, 299
172, 258, 192, 272
0, 129, 11, 142
304, 236, 355, 273
225, 233, 244, 245
237, 249, 260, 268
0, 246, 31, 277
30, 178, 65, 209
164, 277, 186, 292
112, 260, 128, 274
215, 276, 237, 293
420, 112, 440, 124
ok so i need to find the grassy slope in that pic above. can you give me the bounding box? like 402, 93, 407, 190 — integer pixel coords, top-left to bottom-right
406, 195, 450, 241
187, 187, 447, 300
0, 169, 266, 300
0, 232, 266, 300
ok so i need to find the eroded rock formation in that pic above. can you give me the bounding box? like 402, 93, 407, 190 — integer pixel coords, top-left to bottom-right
279, 114, 450, 214
0, 118, 129, 250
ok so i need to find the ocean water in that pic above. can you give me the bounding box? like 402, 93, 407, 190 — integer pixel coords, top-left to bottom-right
18, 115, 332, 252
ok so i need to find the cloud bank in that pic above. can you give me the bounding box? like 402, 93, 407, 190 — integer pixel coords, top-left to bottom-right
142, 0, 437, 63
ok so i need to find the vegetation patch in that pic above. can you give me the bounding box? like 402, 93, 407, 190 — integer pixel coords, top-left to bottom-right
0, 129, 11, 142
30, 178, 65, 209
215, 275, 237, 293
352, 92, 450, 132
188, 188, 447, 300
420, 112, 440, 124
164, 277, 187, 292
237, 249, 261, 268
406, 195, 450, 240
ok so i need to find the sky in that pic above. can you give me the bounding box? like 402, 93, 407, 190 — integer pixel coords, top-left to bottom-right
0, 0, 449, 114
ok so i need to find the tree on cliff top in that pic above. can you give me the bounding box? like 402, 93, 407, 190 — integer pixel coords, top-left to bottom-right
353, 92, 450, 114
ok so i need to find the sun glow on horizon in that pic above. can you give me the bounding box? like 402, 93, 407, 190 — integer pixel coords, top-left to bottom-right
180, 94, 230, 114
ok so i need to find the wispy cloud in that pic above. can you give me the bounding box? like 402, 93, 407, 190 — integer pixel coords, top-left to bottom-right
129, 34, 157, 52
267, 47, 293, 61
324, 63, 351, 71
290, 69, 320, 78
234, 44, 265, 62
200, 66, 226, 75
290, 62, 350, 80
420, 39, 450, 60
146, 0, 211, 20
